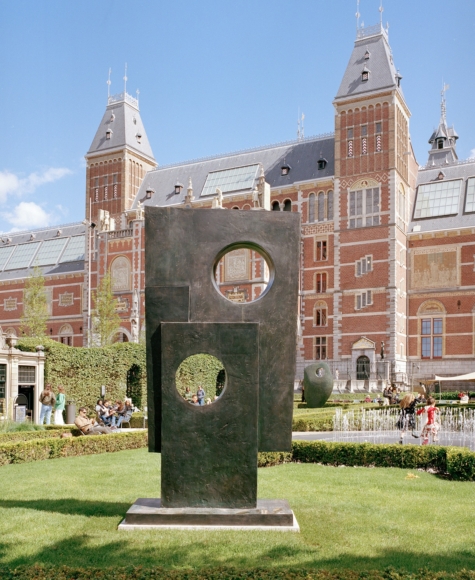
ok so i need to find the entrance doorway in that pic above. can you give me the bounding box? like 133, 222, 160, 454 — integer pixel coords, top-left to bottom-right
18, 386, 34, 421
356, 356, 370, 380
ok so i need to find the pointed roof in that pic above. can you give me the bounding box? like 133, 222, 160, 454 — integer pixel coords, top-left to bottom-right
86, 92, 155, 163
335, 23, 403, 101
426, 87, 459, 166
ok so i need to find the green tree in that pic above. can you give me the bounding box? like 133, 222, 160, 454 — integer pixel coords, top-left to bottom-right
20, 265, 48, 338
91, 271, 121, 346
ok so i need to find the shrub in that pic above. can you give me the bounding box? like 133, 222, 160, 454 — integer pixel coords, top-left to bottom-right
446, 447, 475, 481
16, 338, 147, 411
0, 431, 147, 466
0, 428, 77, 444
257, 451, 292, 467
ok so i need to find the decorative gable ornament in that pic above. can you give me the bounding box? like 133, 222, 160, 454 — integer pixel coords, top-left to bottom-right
352, 336, 376, 350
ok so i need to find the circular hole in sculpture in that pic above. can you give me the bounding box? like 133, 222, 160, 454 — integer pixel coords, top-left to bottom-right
176, 354, 226, 405
213, 244, 272, 304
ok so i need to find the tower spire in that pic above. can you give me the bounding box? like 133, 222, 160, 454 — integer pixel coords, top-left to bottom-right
440, 82, 449, 126
355, 0, 360, 32
107, 68, 111, 101
379, 0, 384, 26
123, 63, 128, 95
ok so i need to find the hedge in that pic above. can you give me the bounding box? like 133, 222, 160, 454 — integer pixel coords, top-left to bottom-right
16, 338, 147, 411
0, 431, 147, 466
0, 428, 78, 444
0, 566, 474, 580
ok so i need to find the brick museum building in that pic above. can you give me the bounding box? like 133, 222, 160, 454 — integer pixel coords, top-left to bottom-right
0, 19, 474, 401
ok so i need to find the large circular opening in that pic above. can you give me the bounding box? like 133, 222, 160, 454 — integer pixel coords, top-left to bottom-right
213, 243, 272, 304
176, 354, 226, 405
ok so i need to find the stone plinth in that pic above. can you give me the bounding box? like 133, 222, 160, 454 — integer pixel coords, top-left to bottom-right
118, 498, 299, 531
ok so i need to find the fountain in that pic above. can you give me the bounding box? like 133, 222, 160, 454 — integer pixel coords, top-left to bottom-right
329, 406, 475, 450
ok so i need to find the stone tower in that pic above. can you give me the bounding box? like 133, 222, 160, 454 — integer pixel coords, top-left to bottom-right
85, 90, 156, 226
332, 22, 417, 381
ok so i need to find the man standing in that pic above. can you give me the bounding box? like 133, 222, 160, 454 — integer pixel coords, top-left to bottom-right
74, 407, 114, 435
197, 385, 205, 406
38, 384, 56, 425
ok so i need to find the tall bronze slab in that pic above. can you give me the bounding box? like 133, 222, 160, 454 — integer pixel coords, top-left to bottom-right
146, 207, 300, 453
161, 322, 259, 507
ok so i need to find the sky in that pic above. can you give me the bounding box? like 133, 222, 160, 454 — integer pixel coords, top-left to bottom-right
0, 0, 474, 234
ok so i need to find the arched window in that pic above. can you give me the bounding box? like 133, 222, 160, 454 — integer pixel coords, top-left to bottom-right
318, 192, 325, 221
327, 191, 334, 220
59, 323, 73, 346
272, 201, 280, 211
356, 356, 370, 379
232, 206, 240, 210
111, 256, 131, 292
283, 199, 292, 212
242, 204, 251, 211
314, 301, 328, 327
308, 193, 315, 222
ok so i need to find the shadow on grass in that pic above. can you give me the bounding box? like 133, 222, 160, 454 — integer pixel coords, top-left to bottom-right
0, 498, 131, 518
2, 534, 475, 573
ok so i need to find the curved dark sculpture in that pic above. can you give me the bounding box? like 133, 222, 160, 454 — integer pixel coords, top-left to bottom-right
303, 362, 333, 408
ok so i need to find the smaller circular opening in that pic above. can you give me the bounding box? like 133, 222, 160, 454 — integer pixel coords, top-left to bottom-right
176, 354, 226, 405
213, 243, 273, 304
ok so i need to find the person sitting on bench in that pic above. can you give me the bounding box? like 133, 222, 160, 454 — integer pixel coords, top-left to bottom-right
75, 407, 114, 435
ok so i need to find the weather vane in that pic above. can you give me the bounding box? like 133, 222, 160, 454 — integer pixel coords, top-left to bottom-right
123, 63, 128, 94
107, 68, 111, 100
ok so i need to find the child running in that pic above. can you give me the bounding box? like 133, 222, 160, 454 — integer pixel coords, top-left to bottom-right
416, 397, 440, 445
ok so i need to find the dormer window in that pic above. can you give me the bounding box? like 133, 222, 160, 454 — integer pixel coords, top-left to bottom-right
174, 182, 184, 195
281, 163, 291, 176
364, 50, 370, 60
361, 66, 370, 82
317, 158, 327, 170
136, 132, 142, 144
395, 71, 402, 88
437, 171, 445, 180
145, 187, 154, 199
437, 138, 444, 150
106, 128, 112, 140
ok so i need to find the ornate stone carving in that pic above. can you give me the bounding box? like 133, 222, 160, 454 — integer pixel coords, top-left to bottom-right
352, 336, 376, 350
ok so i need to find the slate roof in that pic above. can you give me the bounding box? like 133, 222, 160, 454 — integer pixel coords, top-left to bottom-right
87, 93, 155, 163
132, 133, 335, 209
409, 159, 475, 234
335, 24, 403, 101
0, 222, 85, 282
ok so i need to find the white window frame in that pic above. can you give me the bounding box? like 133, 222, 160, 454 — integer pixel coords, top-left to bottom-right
355, 290, 372, 310
349, 187, 380, 228
355, 255, 372, 277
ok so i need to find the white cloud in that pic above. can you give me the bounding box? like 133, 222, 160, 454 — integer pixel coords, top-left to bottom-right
470, 148, 475, 159
0, 167, 72, 203
2, 202, 53, 230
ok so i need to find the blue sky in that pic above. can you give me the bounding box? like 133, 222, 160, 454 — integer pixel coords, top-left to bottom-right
0, 0, 474, 233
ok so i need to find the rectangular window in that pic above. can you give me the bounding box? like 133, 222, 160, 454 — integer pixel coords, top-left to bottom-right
355, 290, 372, 310
315, 308, 327, 327
316, 273, 327, 293
315, 337, 327, 360
356, 255, 372, 276
349, 188, 380, 228
19, 366, 35, 383
347, 128, 353, 139
94, 177, 99, 188
315, 240, 327, 261
421, 318, 443, 358
375, 122, 382, 134
361, 125, 368, 136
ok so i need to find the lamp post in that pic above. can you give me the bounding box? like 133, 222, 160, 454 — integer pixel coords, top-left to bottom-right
83, 200, 96, 347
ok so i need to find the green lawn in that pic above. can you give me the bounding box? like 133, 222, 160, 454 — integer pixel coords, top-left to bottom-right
0, 448, 473, 573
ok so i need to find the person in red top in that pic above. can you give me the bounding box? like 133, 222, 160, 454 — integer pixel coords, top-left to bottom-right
417, 397, 440, 445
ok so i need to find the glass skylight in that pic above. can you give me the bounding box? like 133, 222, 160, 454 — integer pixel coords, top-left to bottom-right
413, 180, 461, 219
34, 238, 67, 266
60, 235, 85, 263
464, 177, 475, 213
201, 164, 260, 197
0, 247, 14, 270
5, 242, 41, 270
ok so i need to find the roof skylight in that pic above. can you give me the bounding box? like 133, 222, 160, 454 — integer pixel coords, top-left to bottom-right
464, 177, 475, 213
60, 236, 85, 263
201, 164, 260, 197
5, 242, 41, 270
413, 179, 461, 219
34, 238, 68, 266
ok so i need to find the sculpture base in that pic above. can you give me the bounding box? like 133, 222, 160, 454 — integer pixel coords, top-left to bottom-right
118, 498, 299, 531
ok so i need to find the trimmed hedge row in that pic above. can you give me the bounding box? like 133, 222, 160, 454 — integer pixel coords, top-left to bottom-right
0, 429, 77, 444
290, 440, 475, 481
0, 566, 474, 580
0, 431, 147, 466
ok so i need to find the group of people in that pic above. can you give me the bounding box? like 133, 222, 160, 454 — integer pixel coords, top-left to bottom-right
75, 397, 134, 435
183, 386, 215, 405
397, 394, 440, 445
95, 398, 134, 429
38, 383, 66, 425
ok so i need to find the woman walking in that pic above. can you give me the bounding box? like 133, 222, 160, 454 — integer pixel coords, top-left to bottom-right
54, 385, 66, 425
396, 393, 418, 444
